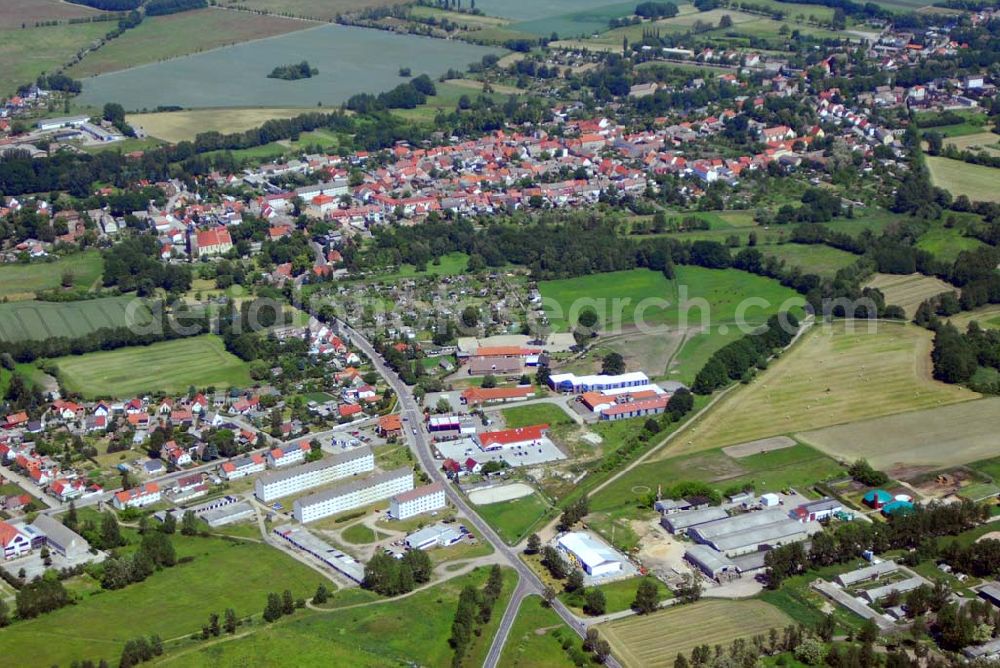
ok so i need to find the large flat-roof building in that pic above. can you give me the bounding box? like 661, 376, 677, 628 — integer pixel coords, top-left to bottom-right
273, 524, 364, 582
548, 371, 651, 394
254, 447, 374, 503
557, 531, 626, 578
29, 514, 91, 560
405, 524, 464, 550
688, 509, 809, 557
389, 482, 446, 520
660, 506, 729, 535
293, 467, 413, 523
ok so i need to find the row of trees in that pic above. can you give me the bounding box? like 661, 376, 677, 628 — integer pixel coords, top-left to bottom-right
100, 531, 177, 590
692, 312, 798, 394
449, 565, 503, 666
262, 590, 303, 622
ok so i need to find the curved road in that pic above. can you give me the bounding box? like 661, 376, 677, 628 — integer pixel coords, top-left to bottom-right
332, 319, 616, 668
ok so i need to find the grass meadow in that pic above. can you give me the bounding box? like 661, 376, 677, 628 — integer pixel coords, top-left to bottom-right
67, 9, 312, 78
499, 595, 578, 668
129, 107, 311, 143
666, 321, 978, 459
222, 0, 412, 21
158, 567, 516, 667
0, 295, 151, 342
600, 599, 792, 667
0, 21, 109, 96
560, 576, 670, 615
0, 532, 324, 667
758, 243, 859, 278
501, 404, 574, 428
926, 156, 1000, 203
0, 0, 104, 29
472, 490, 551, 545
0, 251, 103, 300
54, 334, 253, 398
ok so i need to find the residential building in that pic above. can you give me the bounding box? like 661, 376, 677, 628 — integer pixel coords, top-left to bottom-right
218, 453, 266, 480
293, 467, 413, 523
266, 441, 310, 468
389, 481, 446, 520
112, 483, 161, 510
254, 447, 374, 503
0, 520, 31, 559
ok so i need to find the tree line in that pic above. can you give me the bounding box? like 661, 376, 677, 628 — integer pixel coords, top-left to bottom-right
692, 312, 798, 394
449, 565, 503, 666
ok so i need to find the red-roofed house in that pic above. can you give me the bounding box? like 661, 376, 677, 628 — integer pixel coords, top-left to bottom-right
378, 414, 403, 437
459, 386, 535, 406
476, 424, 549, 451
194, 227, 233, 257
113, 483, 161, 510
218, 453, 266, 480
161, 440, 192, 467
339, 403, 363, 419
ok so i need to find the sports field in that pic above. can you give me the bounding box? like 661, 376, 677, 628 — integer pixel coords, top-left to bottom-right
129, 107, 310, 143
0, 21, 110, 96
798, 397, 1000, 472
600, 599, 792, 667
0, 295, 152, 342
926, 156, 1000, 203
54, 334, 253, 398
866, 273, 956, 317
0, 533, 324, 668
0, 251, 103, 300
540, 267, 802, 333
501, 403, 574, 428
67, 8, 312, 78
158, 567, 515, 667
665, 321, 978, 458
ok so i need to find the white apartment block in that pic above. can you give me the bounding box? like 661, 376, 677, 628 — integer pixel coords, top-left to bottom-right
389, 481, 447, 520
254, 447, 374, 503
294, 467, 413, 523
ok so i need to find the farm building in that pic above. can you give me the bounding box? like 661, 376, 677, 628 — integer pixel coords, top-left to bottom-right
979, 583, 1000, 608
881, 500, 914, 516
557, 531, 626, 578
293, 467, 413, 523
467, 356, 523, 375
862, 576, 926, 603
685, 544, 739, 580
389, 481, 447, 520
273, 524, 364, 583
254, 447, 374, 503
688, 509, 810, 557
660, 506, 729, 535
600, 396, 669, 421
863, 490, 892, 509
789, 498, 842, 523
835, 560, 898, 587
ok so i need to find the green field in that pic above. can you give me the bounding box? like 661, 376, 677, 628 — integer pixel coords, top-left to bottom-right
499, 595, 579, 668
949, 304, 1000, 331
540, 266, 802, 333
600, 599, 792, 667
129, 107, 311, 143
54, 334, 253, 398
0, 295, 153, 342
373, 251, 471, 280
669, 321, 978, 459
0, 21, 110, 96
472, 492, 550, 545
758, 243, 858, 278
866, 273, 956, 318
0, 251, 103, 300
159, 567, 515, 667
222, 0, 412, 21
926, 156, 1000, 204
916, 225, 988, 262
0, 533, 324, 667
501, 403, 574, 428
67, 9, 312, 78
592, 442, 844, 514
667, 326, 744, 384
560, 576, 670, 615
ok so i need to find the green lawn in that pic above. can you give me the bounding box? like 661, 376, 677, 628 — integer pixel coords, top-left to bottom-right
0, 251, 103, 300
473, 492, 550, 545
559, 576, 669, 616
373, 251, 471, 281
0, 295, 153, 342
540, 266, 802, 333
0, 22, 110, 96
54, 334, 253, 398
499, 595, 579, 668
758, 243, 859, 278
501, 403, 573, 428
341, 522, 385, 544
0, 533, 324, 667
591, 443, 845, 514
157, 567, 516, 667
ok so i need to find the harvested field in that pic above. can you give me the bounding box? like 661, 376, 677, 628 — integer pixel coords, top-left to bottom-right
663, 321, 978, 459
722, 436, 797, 459
0, 0, 103, 29
600, 599, 792, 667
948, 305, 1000, 331
128, 107, 310, 143
866, 273, 956, 317
944, 132, 1000, 156
797, 397, 1000, 473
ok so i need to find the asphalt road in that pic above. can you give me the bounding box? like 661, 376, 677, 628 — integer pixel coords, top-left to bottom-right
332, 319, 619, 668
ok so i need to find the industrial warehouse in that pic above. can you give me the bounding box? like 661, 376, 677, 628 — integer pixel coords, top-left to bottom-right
293, 467, 414, 523
254, 446, 375, 503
